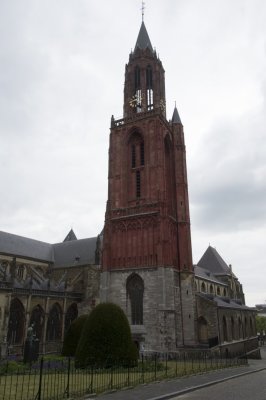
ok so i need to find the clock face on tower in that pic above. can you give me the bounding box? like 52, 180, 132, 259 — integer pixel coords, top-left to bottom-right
129, 92, 143, 110
129, 95, 138, 108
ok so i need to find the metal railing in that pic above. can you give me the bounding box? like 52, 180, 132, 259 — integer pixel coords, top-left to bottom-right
0, 351, 248, 400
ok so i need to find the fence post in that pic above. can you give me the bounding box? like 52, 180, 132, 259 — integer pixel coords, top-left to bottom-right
35, 357, 44, 400
141, 353, 144, 383
64, 357, 71, 398
154, 353, 157, 380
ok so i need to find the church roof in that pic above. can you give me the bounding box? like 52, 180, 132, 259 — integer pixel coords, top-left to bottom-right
172, 106, 182, 124
63, 229, 77, 242
53, 237, 98, 268
0, 230, 53, 262
197, 293, 250, 310
0, 230, 98, 267
134, 21, 153, 53
194, 265, 227, 286
197, 246, 232, 275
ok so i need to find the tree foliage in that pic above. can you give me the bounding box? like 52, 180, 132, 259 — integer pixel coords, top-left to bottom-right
255, 316, 266, 335
75, 303, 138, 367
62, 315, 88, 357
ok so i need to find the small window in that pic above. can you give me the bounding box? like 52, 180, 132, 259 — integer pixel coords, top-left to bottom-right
17, 265, 24, 279
136, 171, 141, 198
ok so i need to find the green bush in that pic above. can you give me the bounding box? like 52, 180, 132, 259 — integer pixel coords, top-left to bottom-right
75, 303, 138, 367
0, 360, 27, 375
62, 315, 89, 357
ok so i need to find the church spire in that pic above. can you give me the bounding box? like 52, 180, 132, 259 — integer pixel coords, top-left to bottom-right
134, 21, 153, 53
172, 104, 182, 124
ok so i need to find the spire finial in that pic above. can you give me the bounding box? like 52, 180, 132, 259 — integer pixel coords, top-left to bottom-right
175, 100, 176, 108
141, 1, 145, 22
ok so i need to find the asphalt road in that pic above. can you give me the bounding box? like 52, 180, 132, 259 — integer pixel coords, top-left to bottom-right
173, 370, 266, 400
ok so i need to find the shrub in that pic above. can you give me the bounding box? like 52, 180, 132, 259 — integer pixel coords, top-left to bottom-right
62, 315, 89, 357
75, 303, 138, 367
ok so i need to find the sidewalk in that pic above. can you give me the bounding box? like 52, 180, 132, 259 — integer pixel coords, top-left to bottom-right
91, 347, 266, 400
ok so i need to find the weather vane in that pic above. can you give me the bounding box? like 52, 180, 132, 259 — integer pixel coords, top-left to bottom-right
141, 1, 145, 22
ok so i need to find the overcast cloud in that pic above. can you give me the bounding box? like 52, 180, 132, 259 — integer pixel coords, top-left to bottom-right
0, 0, 265, 306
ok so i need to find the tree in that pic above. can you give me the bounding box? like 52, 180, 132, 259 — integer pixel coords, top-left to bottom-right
75, 303, 138, 367
62, 315, 88, 357
256, 316, 266, 335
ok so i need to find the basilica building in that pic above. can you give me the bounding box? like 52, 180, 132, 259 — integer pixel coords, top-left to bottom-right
0, 21, 258, 358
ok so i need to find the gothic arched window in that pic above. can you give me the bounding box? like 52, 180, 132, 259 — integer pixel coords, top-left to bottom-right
134, 66, 141, 90
17, 265, 25, 280
129, 131, 145, 199
46, 303, 62, 341
201, 282, 206, 293
127, 274, 144, 325
146, 65, 153, 109
223, 316, 228, 342
30, 305, 45, 341
7, 298, 25, 345
249, 316, 253, 337
134, 66, 142, 112
231, 316, 235, 340
64, 303, 78, 333
238, 317, 242, 339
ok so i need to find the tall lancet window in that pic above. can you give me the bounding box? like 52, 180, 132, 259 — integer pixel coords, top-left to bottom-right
134, 66, 142, 112
146, 65, 153, 110
7, 298, 25, 344
46, 303, 62, 341
129, 131, 145, 199
127, 274, 144, 325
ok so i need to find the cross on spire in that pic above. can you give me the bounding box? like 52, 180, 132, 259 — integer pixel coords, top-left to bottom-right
141, 1, 145, 21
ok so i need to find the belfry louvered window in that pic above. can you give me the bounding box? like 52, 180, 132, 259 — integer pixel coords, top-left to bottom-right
146, 65, 153, 110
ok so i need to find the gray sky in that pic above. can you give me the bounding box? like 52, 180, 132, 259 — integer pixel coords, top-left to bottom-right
0, 0, 265, 306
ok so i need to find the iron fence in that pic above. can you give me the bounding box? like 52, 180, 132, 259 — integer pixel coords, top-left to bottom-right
0, 351, 248, 400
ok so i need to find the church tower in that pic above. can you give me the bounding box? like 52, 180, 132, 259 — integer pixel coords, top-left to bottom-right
101, 21, 197, 350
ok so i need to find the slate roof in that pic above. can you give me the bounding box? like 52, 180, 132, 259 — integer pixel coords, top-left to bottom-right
194, 265, 227, 286
0, 230, 98, 267
197, 293, 250, 310
63, 229, 77, 242
53, 237, 98, 268
134, 21, 153, 53
197, 246, 232, 275
172, 106, 182, 124
0, 231, 53, 263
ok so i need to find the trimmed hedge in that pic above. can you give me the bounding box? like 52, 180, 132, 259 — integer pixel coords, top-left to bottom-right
75, 303, 138, 367
62, 315, 88, 357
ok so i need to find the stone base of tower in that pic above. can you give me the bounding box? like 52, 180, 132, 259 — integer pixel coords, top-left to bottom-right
100, 267, 197, 351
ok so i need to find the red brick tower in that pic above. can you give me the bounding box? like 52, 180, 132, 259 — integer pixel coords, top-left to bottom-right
101, 22, 196, 350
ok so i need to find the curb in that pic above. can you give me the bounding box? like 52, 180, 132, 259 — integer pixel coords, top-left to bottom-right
147, 367, 266, 400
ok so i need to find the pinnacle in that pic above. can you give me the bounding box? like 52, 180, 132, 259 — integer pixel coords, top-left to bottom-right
172, 106, 182, 124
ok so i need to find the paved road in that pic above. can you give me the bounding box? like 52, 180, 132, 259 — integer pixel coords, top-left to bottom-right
94, 347, 266, 400
174, 370, 266, 400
